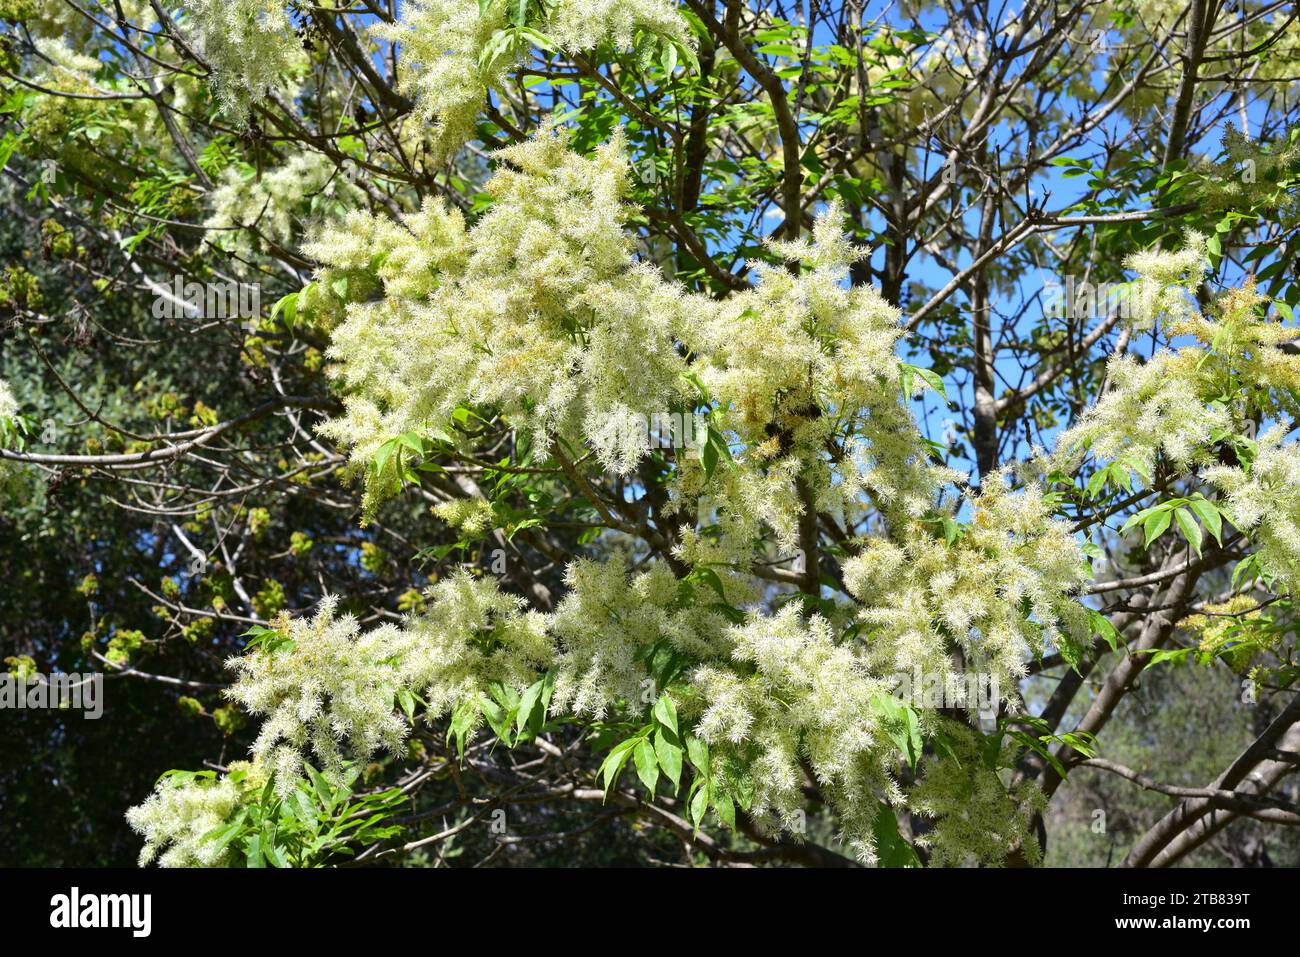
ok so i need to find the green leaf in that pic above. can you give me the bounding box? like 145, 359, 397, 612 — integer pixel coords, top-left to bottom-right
1231, 552, 1260, 592
396, 686, 417, 721
872, 693, 923, 773
671, 36, 700, 74
1143, 647, 1194, 670
597, 739, 637, 797
1058, 730, 1099, 758
685, 735, 710, 778
243, 833, 264, 868
914, 366, 948, 402
1008, 728, 1067, 779
479, 695, 511, 743
263, 843, 289, 868
872, 802, 920, 868
270, 291, 298, 332
517, 26, 557, 51
634, 737, 660, 797
198, 816, 246, 855
700, 431, 720, 481
659, 38, 678, 74
1086, 607, 1121, 653
1173, 507, 1202, 557
898, 364, 914, 399
697, 426, 733, 483
304, 763, 336, 811
515, 677, 545, 738
448, 699, 477, 758
1143, 508, 1172, 548
713, 789, 735, 830
689, 568, 728, 603
1187, 497, 1222, 544
653, 693, 679, 737
0, 130, 24, 173
689, 785, 708, 828
653, 731, 683, 790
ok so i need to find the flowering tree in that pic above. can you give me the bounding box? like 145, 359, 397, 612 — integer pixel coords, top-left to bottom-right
1, 0, 1299, 867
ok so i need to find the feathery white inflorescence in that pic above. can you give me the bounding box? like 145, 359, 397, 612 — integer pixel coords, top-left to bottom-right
372, 0, 692, 163
1207, 427, 1300, 594
225, 596, 410, 792
126, 762, 268, 867
1122, 231, 1209, 331
0, 378, 17, 420
204, 151, 365, 267
843, 472, 1091, 706
179, 1, 304, 123
1053, 349, 1231, 479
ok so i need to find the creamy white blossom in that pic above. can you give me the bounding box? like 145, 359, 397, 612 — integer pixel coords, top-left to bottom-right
844, 472, 1091, 704
1053, 349, 1230, 478
0, 378, 17, 420
374, 0, 692, 162
692, 604, 900, 860
126, 762, 267, 867
1122, 232, 1209, 332
205, 151, 364, 267
1207, 427, 1300, 594
180, 0, 304, 123
225, 596, 409, 791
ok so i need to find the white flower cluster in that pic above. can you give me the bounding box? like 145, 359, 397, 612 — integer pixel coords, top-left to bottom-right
1206, 427, 1300, 594
691, 605, 898, 860
1052, 278, 1300, 595
545, 0, 689, 52
676, 198, 948, 552
907, 721, 1046, 866
401, 572, 554, 721
225, 596, 409, 790
315, 126, 947, 568
1054, 349, 1230, 479
547, 558, 736, 716
0, 378, 17, 420
314, 124, 690, 495
181, 0, 304, 123
179, 123, 1300, 867
374, 0, 692, 163
431, 497, 498, 538
222, 574, 557, 780
1122, 232, 1209, 332
31, 35, 105, 76
126, 762, 267, 867
1173, 282, 1300, 396
372, 0, 509, 165
844, 473, 1091, 701
204, 150, 364, 267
